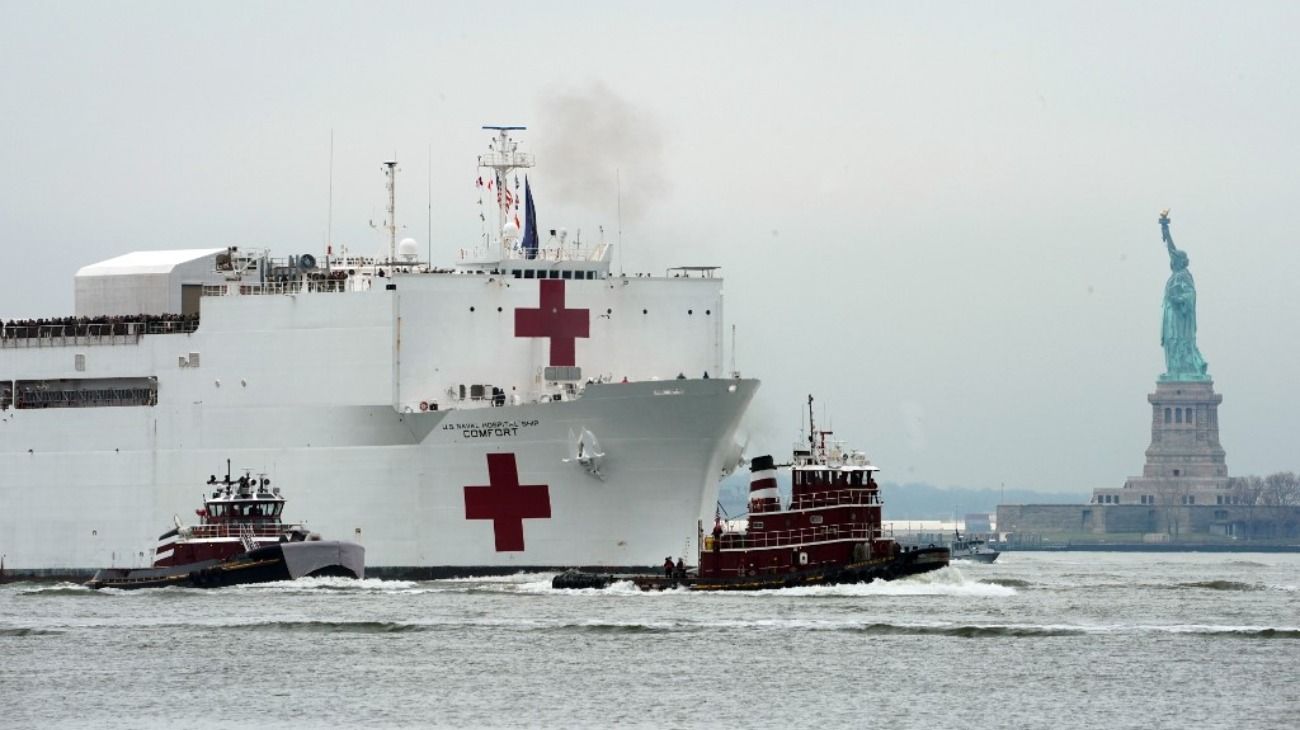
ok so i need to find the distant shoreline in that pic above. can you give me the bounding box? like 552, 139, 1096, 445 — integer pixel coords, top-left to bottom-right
1000, 543, 1300, 553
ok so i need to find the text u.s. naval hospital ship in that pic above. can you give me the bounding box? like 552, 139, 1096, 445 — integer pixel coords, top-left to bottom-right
0, 128, 758, 577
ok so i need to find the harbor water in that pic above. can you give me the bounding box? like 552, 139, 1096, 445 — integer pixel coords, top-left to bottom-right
2, 552, 1297, 729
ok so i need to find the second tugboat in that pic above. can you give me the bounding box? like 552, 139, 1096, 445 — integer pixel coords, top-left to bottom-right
554, 396, 949, 591
86, 462, 365, 589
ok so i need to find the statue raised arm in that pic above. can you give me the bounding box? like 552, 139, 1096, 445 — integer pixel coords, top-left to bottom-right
1157, 211, 1209, 381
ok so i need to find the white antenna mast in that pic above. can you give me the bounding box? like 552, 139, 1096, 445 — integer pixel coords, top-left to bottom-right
616, 167, 623, 274
427, 143, 433, 267
327, 129, 334, 267
379, 157, 395, 262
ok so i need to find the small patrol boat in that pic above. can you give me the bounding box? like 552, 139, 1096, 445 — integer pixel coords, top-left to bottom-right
86, 463, 364, 589
554, 396, 949, 591
949, 531, 1001, 563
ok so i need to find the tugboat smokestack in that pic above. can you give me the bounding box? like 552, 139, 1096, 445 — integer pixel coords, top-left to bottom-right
749, 455, 779, 512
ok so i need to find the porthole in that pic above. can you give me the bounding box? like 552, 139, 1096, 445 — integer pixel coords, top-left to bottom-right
606, 308, 612, 315
642, 309, 648, 314
469, 306, 476, 312
497, 306, 503, 312
688, 309, 693, 315
706, 309, 711, 315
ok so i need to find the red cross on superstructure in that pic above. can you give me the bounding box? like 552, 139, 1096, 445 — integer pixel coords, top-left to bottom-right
514, 279, 589, 367
463, 453, 552, 552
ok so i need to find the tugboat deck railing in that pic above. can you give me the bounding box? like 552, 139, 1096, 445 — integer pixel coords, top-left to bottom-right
715, 525, 887, 551
183, 523, 296, 540
749, 489, 882, 514
786, 489, 882, 509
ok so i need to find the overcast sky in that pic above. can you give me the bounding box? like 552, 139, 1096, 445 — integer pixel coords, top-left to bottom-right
2, 2, 1297, 492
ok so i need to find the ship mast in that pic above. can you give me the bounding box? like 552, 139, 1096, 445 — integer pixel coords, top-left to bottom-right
477, 126, 533, 260
382, 160, 398, 264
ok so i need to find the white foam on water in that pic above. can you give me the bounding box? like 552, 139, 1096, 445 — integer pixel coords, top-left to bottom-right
231, 577, 419, 592
438, 572, 556, 584
734, 566, 1017, 598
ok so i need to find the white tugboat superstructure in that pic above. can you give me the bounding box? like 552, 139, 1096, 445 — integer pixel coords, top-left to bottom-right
0, 128, 758, 577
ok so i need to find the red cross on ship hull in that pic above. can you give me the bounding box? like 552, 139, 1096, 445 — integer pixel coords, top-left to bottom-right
464, 453, 552, 552
515, 279, 589, 367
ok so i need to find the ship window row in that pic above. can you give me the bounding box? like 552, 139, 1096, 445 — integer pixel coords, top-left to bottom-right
207, 502, 283, 518
792, 470, 875, 487
4, 378, 158, 409
511, 269, 598, 280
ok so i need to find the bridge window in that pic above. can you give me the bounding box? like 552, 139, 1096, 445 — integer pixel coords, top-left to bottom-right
524, 270, 535, 279
562, 271, 572, 280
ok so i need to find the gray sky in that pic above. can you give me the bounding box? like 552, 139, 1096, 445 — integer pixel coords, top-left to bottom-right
2, 1, 1297, 491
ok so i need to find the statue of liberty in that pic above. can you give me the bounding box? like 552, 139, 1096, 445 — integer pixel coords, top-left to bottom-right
1158, 210, 1210, 381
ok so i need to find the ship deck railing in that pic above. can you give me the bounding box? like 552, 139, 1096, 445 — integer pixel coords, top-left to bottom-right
183, 523, 294, 540
0, 320, 199, 348
789, 489, 883, 509
202, 279, 362, 297
714, 524, 886, 551
750, 489, 882, 513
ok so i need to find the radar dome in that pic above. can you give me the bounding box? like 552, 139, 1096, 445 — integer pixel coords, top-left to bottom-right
502, 220, 520, 243
398, 237, 419, 261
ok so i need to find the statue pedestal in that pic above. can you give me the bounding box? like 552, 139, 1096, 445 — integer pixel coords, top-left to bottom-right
1092, 380, 1230, 508
1103, 380, 1229, 503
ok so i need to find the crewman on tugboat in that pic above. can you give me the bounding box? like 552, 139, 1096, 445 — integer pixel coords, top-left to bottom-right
674, 558, 687, 582
663, 557, 674, 579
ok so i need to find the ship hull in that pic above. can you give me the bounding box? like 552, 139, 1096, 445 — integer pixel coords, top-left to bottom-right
952, 551, 1000, 564
552, 546, 951, 591
1, 378, 757, 573
85, 540, 365, 589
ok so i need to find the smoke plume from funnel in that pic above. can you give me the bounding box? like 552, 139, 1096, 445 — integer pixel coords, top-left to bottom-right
534, 82, 669, 222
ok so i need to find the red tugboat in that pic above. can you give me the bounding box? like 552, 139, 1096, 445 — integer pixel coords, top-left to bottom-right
86, 463, 365, 589
553, 397, 949, 591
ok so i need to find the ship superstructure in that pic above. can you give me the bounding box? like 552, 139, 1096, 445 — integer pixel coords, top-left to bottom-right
0, 128, 757, 576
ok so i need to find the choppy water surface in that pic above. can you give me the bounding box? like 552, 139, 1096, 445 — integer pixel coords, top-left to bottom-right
2, 553, 1297, 729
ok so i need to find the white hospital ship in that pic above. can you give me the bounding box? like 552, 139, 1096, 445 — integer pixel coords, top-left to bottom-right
0, 128, 758, 576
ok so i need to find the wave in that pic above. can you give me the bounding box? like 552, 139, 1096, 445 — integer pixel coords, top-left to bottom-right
750, 568, 1017, 598
851, 623, 1084, 638
550, 622, 679, 634
1154, 625, 1300, 640
232, 620, 438, 634
1164, 580, 1262, 592
983, 578, 1033, 588
15, 583, 98, 597
0, 627, 64, 637
235, 577, 420, 592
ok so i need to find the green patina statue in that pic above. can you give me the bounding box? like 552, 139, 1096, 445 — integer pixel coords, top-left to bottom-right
1158, 210, 1210, 381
